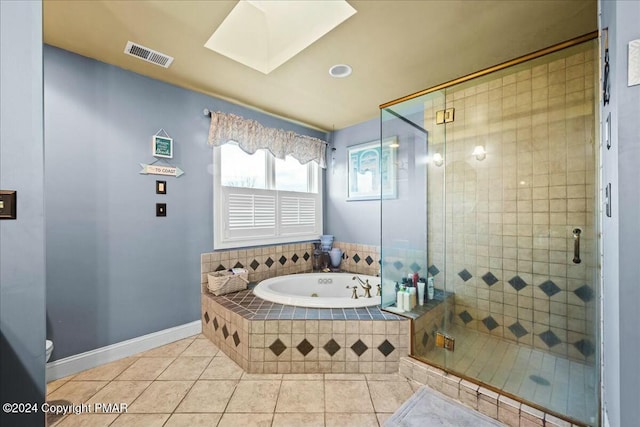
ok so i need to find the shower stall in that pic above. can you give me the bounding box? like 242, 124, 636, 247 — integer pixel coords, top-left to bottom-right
380, 36, 599, 426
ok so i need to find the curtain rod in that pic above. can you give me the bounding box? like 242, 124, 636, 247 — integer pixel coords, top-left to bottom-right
203, 108, 330, 144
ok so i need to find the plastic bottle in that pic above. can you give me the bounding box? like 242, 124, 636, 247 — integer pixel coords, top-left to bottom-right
417, 280, 425, 306
403, 290, 411, 312
396, 286, 405, 312
409, 287, 417, 310
427, 276, 435, 300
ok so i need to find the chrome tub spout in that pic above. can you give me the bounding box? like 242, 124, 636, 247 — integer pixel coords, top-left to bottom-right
352, 275, 373, 298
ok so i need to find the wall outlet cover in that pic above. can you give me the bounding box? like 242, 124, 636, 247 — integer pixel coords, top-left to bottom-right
156, 203, 166, 217
629, 39, 640, 87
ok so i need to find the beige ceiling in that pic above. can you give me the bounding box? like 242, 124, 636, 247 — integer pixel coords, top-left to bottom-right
43, 0, 597, 131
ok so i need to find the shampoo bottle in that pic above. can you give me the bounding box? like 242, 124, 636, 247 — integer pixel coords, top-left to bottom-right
427, 276, 435, 300
417, 279, 425, 306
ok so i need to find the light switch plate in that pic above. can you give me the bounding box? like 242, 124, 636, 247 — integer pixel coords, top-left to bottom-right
629, 39, 640, 87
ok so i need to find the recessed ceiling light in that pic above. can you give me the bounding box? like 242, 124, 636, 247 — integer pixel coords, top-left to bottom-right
329, 64, 352, 78
205, 1, 356, 74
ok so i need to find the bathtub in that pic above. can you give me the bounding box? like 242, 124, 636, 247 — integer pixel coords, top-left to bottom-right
253, 272, 381, 308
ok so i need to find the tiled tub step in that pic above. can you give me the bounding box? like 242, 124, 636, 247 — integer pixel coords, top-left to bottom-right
385, 385, 506, 427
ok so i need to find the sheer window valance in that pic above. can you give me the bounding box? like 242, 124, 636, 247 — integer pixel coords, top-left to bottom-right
207, 111, 327, 168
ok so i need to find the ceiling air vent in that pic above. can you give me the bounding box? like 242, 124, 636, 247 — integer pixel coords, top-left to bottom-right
124, 41, 174, 68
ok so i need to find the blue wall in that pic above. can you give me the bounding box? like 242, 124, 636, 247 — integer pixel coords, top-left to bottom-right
0, 2, 46, 426
326, 118, 380, 245
44, 45, 326, 360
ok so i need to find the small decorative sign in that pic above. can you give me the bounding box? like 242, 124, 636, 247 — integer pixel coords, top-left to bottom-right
139, 163, 184, 177
152, 135, 173, 158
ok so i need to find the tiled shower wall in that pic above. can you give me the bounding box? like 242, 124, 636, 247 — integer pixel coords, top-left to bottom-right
200, 241, 381, 292
425, 42, 597, 362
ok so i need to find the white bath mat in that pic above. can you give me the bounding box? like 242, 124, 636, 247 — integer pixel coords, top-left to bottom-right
384, 386, 507, 427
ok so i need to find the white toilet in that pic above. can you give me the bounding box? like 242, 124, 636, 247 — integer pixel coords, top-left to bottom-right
46, 340, 53, 362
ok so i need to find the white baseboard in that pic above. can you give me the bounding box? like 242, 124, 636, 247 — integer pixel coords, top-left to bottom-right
46, 320, 202, 381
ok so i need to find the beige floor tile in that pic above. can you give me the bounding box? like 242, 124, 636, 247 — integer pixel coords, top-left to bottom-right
85, 380, 151, 410
376, 413, 393, 426
71, 357, 137, 381
242, 372, 283, 380
115, 357, 174, 380
55, 414, 118, 427
368, 381, 414, 413
217, 413, 273, 427
127, 380, 193, 413
275, 380, 324, 413
157, 356, 212, 380
325, 373, 366, 380
175, 380, 237, 413
182, 338, 220, 357
200, 355, 244, 379
226, 380, 281, 413
110, 413, 170, 427
325, 381, 374, 413
164, 413, 222, 427
281, 373, 323, 380
47, 381, 108, 404
272, 412, 325, 427
365, 373, 406, 382
325, 412, 379, 427
47, 375, 75, 395
139, 337, 195, 357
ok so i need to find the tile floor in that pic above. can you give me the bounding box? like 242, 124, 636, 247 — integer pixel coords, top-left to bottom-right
419, 325, 597, 425
47, 334, 416, 427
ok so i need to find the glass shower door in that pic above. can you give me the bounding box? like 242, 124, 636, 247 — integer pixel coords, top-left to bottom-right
380, 90, 452, 370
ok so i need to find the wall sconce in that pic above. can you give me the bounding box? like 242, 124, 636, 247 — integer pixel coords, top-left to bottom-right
472, 145, 486, 161
431, 152, 444, 167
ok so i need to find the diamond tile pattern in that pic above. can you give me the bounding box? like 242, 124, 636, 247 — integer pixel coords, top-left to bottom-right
574, 284, 594, 302
574, 339, 595, 357
427, 265, 440, 276
508, 275, 528, 291
458, 310, 473, 324
213, 317, 219, 331
279, 256, 287, 265
350, 339, 368, 357
482, 316, 499, 331
353, 254, 361, 264
482, 272, 499, 286
250, 259, 260, 270
232, 331, 240, 347
421, 332, 429, 347
222, 324, 229, 339
303, 252, 310, 261
323, 339, 341, 357
539, 280, 561, 297
269, 339, 287, 356
377, 339, 395, 357
508, 321, 528, 338
296, 339, 314, 357
539, 330, 561, 347
410, 262, 421, 273
458, 269, 472, 282
233, 262, 244, 269
265, 257, 274, 268
291, 254, 299, 263
203, 312, 210, 323
393, 261, 403, 270
215, 264, 226, 272
365, 256, 374, 266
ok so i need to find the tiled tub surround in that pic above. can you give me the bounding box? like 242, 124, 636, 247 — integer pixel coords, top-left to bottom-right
202, 289, 410, 374
200, 241, 381, 292
423, 43, 598, 363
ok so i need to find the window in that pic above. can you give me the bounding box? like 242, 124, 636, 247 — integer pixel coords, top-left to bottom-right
214, 142, 322, 249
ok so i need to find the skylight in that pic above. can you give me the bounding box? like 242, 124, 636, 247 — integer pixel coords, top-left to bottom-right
204, 0, 356, 74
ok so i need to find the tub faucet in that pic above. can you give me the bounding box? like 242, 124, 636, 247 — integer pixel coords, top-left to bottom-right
350, 286, 359, 299
352, 276, 372, 298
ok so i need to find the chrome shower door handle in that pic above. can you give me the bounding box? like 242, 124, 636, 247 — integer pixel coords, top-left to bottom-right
573, 228, 582, 264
